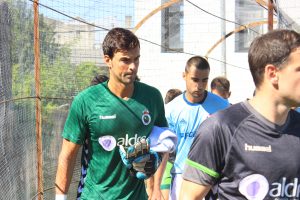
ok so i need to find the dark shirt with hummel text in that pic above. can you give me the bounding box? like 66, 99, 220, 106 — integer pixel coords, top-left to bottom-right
183, 100, 300, 200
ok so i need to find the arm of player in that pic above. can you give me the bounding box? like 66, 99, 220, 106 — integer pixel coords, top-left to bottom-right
145, 177, 154, 198
179, 179, 211, 200
149, 152, 169, 200
55, 138, 81, 196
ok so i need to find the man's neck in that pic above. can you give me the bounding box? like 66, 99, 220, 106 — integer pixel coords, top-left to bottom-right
248, 93, 290, 126
107, 80, 134, 99
185, 91, 207, 104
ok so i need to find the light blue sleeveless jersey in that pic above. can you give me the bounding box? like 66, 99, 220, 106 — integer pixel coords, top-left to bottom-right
165, 91, 230, 174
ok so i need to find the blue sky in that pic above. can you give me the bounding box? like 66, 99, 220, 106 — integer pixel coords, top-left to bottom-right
39, 0, 135, 27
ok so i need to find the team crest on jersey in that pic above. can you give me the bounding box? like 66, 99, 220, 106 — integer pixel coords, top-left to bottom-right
98, 135, 116, 151
141, 109, 151, 125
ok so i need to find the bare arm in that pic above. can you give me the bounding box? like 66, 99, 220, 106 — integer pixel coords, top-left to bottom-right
145, 176, 154, 198
149, 152, 169, 200
55, 138, 81, 195
179, 179, 211, 200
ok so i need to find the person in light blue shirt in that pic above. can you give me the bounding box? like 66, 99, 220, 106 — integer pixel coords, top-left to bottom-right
165, 56, 230, 200
296, 107, 300, 112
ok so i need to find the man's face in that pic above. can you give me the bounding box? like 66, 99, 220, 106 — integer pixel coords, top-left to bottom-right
277, 49, 300, 107
105, 46, 140, 85
183, 66, 209, 103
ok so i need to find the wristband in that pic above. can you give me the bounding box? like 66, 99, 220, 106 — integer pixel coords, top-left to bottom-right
55, 194, 67, 200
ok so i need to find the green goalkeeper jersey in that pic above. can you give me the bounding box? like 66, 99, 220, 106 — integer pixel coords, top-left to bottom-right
62, 81, 168, 200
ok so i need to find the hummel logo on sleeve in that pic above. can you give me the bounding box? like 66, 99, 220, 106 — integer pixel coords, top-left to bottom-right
99, 114, 116, 120
245, 143, 272, 152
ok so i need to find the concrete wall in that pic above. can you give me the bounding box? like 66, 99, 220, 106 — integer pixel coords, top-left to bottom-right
133, 0, 300, 103
134, 0, 258, 103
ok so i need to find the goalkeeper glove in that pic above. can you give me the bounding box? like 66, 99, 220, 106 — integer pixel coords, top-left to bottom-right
119, 138, 161, 179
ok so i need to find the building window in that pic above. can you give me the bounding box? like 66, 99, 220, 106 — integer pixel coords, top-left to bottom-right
235, 0, 263, 52
161, 0, 183, 53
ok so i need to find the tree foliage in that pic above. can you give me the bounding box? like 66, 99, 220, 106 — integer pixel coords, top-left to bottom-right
10, 0, 106, 106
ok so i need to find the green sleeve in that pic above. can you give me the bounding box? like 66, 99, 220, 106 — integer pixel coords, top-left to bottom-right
62, 95, 87, 144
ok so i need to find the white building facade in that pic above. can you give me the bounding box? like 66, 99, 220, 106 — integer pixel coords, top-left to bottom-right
134, 0, 300, 103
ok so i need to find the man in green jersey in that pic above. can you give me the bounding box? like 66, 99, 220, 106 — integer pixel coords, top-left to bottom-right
55, 27, 168, 200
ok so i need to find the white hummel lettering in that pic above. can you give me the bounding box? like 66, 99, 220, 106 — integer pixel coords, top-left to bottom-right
244, 143, 272, 152
99, 114, 116, 120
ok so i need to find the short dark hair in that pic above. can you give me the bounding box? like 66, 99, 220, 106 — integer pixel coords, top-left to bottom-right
211, 76, 230, 92
165, 89, 182, 104
102, 27, 140, 58
90, 74, 109, 86
185, 56, 210, 72
248, 29, 300, 87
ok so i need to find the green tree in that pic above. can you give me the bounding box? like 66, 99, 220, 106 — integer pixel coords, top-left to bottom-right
10, 0, 106, 103
74, 61, 107, 91
10, 0, 64, 99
